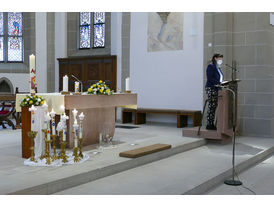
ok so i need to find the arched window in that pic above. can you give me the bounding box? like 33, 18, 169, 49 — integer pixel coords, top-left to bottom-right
79, 12, 105, 49
0, 12, 24, 62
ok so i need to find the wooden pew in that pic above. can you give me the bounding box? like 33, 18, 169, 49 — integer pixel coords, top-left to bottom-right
122, 108, 202, 128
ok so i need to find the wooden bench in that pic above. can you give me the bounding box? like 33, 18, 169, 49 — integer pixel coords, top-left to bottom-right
122, 108, 202, 128
0, 100, 16, 130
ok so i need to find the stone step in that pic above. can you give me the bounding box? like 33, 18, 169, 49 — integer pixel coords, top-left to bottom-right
54, 137, 274, 195
6, 137, 206, 195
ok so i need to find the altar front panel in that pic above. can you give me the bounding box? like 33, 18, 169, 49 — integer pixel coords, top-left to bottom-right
67, 107, 115, 148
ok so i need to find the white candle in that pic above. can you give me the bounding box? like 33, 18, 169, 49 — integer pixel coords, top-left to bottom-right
29, 54, 36, 94
72, 108, 78, 124
74, 138, 78, 147
28, 105, 37, 131
79, 112, 84, 139
63, 75, 68, 92
47, 129, 51, 141
75, 81, 80, 93
63, 128, 67, 142
60, 105, 65, 114
125, 77, 130, 91
46, 112, 51, 139
50, 109, 56, 135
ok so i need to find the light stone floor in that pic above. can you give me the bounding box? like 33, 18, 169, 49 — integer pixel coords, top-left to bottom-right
55, 136, 274, 195
0, 121, 201, 194
206, 155, 274, 195
1, 122, 274, 195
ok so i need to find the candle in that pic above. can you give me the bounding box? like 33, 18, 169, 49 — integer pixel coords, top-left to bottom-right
72, 108, 78, 124
73, 124, 79, 147
50, 109, 56, 135
63, 130, 67, 142
29, 54, 36, 94
79, 112, 85, 139
60, 105, 65, 114
125, 77, 130, 91
75, 81, 80, 93
46, 112, 51, 140
28, 105, 37, 131
74, 138, 78, 147
61, 113, 69, 142
63, 75, 68, 92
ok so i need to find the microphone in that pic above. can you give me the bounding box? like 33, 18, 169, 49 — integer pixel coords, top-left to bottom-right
225, 64, 237, 71
71, 75, 83, 93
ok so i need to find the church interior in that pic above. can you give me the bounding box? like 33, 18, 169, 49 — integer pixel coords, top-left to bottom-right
1, 7, 274, 200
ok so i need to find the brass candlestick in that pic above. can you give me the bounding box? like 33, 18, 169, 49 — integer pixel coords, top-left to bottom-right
61, 141, 69, 163
79, 138, 83, 159
73, 146, 80, 163
28, 131, 38, 163
59, 131, 69, 163
51, 134, 58, 161
45, 139, 52, 165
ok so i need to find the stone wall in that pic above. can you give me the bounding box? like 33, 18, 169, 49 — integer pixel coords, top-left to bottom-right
204, 12, 274, 137
67, 12, 111, 57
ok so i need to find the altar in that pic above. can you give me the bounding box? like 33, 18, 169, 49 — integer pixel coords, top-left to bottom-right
16, 93, 137, 158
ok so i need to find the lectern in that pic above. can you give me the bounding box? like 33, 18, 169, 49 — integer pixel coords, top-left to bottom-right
182, 68, 240, 142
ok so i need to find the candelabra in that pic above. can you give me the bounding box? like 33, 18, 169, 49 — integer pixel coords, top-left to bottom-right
45, 138, 52, 165
28, 131, 38, 163
72, 131, 80, 163
59, 131, 68, 163
51, 134, 58, 161
79, 138, 83, 159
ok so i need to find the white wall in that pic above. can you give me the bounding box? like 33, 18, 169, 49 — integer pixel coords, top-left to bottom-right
0, 73, 29, 92
130, 12, 204, 123
111, 12, 123, 120
55, 12, 67, 92
35, 12, 47, 93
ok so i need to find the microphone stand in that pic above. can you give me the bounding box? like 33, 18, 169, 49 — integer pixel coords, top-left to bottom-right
217, 84, 242, 186
71, 75, 83, 93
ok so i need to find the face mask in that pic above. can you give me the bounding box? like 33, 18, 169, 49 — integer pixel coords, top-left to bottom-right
217, 60, 223, 66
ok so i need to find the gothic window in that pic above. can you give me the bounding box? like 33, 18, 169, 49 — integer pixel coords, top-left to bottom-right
0, 12, 24, 62
93, 12, 105, 48
79, 12, 105, 49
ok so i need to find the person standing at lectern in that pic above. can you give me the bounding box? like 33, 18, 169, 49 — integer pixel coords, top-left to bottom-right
205, 53, 224, 130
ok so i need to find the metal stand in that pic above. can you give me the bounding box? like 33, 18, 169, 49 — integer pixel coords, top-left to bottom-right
221, 87, 242, 186
197, 99, 209, 135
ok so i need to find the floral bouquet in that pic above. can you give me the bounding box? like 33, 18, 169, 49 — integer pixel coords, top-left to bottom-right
87, 80, 114, 95
20, 95, 45, 107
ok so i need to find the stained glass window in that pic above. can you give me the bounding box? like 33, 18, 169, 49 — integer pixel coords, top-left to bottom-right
0, 12, 24, 63
93, 12, 105, 48
79, 12, 105, 49
7, 12, 23, 62
79, 12, 91, 49
0, 13, 4, 61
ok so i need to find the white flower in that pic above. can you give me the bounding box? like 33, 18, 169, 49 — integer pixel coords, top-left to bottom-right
38, 98, 41, 102
26, 98, 29, 101
101, 87, 104, 90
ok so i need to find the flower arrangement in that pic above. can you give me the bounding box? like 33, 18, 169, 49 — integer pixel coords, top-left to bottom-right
20, 95, 45, 107
87, 80, 114, 95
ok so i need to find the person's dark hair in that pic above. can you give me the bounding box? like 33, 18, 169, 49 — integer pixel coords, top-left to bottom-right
211, 53, 223, 65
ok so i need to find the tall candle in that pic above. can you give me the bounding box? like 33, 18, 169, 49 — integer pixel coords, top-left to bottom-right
79, 112, 85, 139
73, 124, 79, 147
50, 109, 56, 135
125, 77, 130, 91
63, 128, 67, 142
72, 108, 78, 125
60, 105, 65, 115
63, 75, 68, 92
29, 54, 36, 94
46, 112, 51, 140
29, 105, 37, 131
75, 81, 80, 93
